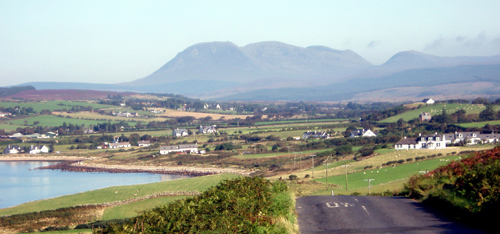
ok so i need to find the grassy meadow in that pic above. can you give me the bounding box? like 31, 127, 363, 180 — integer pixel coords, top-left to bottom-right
0, 101, 116, 112
7, 115, 135, 127
0, 173, 239, 217
380, 103, 491, 123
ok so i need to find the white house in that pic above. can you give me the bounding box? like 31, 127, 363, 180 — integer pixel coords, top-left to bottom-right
159, 144, 198, 154
350, 129, 377, 138
109, 142, 131, 149
3, 145, 22, 154
443, 132, 500, 145
395, 133, 446, 150
199, 125, 217, 134
173, 128, 189, 137
423, 98, 435, 105
137, 140, 151, 147
29, 145, 49, 154
303, 130, 329, 139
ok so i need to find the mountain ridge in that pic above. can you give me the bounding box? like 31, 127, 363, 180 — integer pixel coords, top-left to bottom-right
12, 41, 500, 102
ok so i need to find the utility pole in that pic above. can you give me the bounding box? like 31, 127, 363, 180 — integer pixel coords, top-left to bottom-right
364, 179, 375, 195
324, 156, 331, 190
310, 155, 316, 178
344, 164, 350, 191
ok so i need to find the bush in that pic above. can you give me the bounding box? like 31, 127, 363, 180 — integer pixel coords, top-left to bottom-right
96, 177, 293, 233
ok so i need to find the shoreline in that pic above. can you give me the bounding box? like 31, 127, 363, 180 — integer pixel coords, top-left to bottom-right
1, 155, 254, 177
0, 155, 87, 162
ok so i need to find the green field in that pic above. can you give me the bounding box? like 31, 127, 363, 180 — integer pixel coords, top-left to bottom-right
255, 119, 347, 126
380, 103, 491, 123
458, 120, 500, 128
320, 155, 462, 191
0, 123, 25, 131
0, 173, 240, 217
102, 195, 190, 220
7, 115, 136, 127
0, 101, 116, 112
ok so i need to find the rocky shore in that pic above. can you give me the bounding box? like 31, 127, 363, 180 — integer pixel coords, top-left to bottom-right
1, 155, 254, 177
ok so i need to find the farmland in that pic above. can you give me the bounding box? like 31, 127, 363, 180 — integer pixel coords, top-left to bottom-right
158, 108, 252, 120
8, 115, 134, 127
380, 103, 491, 123
0, 101, 116, 112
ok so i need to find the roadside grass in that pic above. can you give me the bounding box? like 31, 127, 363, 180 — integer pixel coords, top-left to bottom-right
0, 174, 239, 216
380, 103, 492, 123
316, 155, 464, 192
0, 101, 116, 112
8, 115, 134, 127
101, 196, 190, 220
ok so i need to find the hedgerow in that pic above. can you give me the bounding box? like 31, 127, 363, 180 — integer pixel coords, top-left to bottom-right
96, 176, 296, 233
404, 146, 500, 231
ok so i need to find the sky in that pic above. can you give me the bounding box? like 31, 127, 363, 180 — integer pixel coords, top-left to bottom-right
1, 0, 500, 86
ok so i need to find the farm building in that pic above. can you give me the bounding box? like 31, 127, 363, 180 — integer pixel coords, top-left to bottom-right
160, 144, 198, 154
138, 141, 151, 147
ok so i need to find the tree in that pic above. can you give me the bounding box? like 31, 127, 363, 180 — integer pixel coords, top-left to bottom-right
479, 105, 496, 121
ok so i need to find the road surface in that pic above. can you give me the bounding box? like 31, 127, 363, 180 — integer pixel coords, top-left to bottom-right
296, 196, 487, 234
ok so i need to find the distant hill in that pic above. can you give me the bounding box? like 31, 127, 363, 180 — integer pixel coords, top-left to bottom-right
214, 63, 500, 102
13, 41, 500, 102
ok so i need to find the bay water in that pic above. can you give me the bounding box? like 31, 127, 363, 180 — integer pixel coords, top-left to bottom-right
0, 161, 188, 209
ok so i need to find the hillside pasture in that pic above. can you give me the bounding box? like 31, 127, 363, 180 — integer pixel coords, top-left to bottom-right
7, 115, 134, 127
380, 103, 490, 123
0, 101, 116, 112
458, 120, 500, 128
59, 112, 167, 123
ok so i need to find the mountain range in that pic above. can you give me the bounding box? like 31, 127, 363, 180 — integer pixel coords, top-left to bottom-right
17, 41, 500, 102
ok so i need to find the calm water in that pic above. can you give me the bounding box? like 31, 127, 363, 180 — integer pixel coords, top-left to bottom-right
0, 161, 189, 209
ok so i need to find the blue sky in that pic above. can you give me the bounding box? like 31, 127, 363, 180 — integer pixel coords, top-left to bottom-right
1, 0, 500, 86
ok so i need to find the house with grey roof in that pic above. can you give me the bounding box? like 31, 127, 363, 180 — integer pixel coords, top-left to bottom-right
443, 131, 500, 145
395, 133, 446, 150
3, 145, 23, 154
160, 144, 198, 154
173, 128, 189, 137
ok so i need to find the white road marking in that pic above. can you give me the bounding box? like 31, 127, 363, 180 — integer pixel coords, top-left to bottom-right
326, 202, 354, 208
362, 206, 370, 215
353, 198, 359, 202
326, 202, 339, 208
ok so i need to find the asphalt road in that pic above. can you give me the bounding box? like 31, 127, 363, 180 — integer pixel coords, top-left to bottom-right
296, 196, 487, 234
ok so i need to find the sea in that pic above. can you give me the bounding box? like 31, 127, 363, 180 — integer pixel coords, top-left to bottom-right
0, 161, 189, 209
